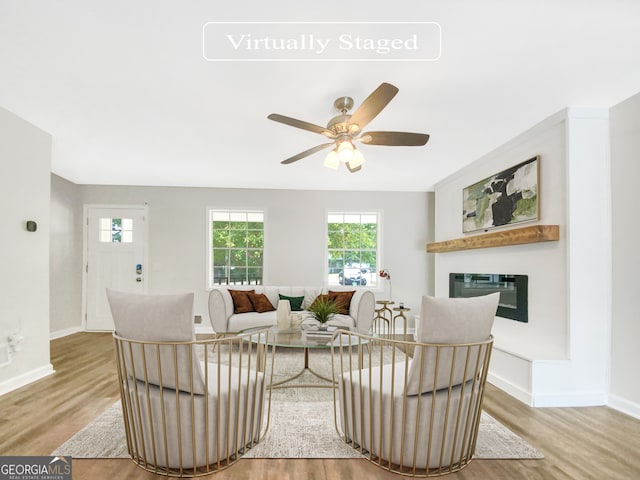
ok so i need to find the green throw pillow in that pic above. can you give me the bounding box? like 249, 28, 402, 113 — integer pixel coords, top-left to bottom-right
279, 294, 304, 311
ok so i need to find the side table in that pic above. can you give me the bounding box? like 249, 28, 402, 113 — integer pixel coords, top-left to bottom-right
392, 307, 411, 340
374, 300, 394, 337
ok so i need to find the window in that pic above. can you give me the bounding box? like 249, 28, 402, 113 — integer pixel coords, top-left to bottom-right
209, 210, 264, 287
99, 217, 133, 243
327, 212, 379, 287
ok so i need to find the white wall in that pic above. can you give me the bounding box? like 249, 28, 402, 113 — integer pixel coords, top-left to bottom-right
78, 185, 435, 330
434, 111, 568, 360
0, 106, 54, 394
433, 108, 612, 408
609, 92, 640, 418
50, 174, 83, 337
537, 108, 610, 407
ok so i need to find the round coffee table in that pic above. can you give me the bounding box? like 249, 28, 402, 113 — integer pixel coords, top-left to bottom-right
242, 325, 372, 388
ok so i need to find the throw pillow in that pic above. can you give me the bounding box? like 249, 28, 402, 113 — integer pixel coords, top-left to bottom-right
248, 292, 276, 313
228, 289, 255, 314
406, 293, 499, 396
309, 294, 331, 310
279, 294, 304, 311
328, 290, 356, 315
106, 290, 206, 395
416, 293, 499, 344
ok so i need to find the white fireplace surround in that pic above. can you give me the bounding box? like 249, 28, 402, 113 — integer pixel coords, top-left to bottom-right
433, 108, 613, 409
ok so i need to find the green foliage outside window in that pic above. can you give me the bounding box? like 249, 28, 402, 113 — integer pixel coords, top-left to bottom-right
327, 213, 379, 286
211, 211, 264, 286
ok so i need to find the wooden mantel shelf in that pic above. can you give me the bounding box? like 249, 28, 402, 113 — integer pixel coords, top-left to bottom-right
426, 225, 560, 253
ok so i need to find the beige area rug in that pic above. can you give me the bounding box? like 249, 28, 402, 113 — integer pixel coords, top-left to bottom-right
52, 349, 544, 460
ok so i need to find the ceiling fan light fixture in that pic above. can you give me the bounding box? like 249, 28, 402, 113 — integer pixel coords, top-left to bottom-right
337, 140, 354, 162
268, 83, 429, 170
349, 149, 365, 168
324, 150, 339, 169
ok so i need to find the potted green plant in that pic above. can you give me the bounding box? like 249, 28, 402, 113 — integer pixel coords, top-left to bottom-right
306, 296, 341, 329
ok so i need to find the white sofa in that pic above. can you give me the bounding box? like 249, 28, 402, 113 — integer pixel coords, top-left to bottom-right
208, 286, 376, 333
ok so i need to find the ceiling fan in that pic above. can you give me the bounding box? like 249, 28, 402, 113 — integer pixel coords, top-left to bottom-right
267, 82, 429, 173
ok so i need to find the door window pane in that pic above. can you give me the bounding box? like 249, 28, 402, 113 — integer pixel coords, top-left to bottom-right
99, 218, 133, 243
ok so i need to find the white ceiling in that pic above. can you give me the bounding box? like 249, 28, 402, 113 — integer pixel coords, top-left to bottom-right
2, 1, 640, 192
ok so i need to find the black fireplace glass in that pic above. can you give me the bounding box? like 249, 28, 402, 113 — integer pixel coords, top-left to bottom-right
449, 273, 528, 322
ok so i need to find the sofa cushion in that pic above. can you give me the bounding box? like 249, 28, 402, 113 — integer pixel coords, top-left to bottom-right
249, 292, 276, 313
279, 294, 304, 311
326, 314, 355, 328
230, 311, 278, 331
265, 287, 321, 310
229, 289, 255, 314
328, 290, 356, 315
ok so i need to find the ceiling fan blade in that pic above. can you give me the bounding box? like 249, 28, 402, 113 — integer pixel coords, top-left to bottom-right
268, 114, 334, 137
348, 83, 399, 131
281, 142, 334, 164
360, 131, 430, 146
346, 162, 362, 173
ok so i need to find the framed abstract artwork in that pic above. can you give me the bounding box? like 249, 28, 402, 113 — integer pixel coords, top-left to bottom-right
462, 156, 539, 233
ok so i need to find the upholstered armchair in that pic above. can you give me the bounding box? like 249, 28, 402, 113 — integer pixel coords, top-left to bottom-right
107, 289, 274, 477
331, 293, 499, 476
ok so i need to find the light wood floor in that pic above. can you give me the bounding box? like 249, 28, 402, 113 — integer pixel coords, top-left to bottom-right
1, 332, 639, 479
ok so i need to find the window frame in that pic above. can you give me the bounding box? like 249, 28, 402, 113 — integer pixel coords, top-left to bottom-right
325, 210, 382, 290
207, 208, 266, 288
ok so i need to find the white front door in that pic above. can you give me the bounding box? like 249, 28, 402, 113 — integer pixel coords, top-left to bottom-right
84, 205, 148, 331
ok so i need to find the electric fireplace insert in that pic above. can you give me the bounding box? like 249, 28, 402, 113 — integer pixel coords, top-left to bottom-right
449, 273, 528, 322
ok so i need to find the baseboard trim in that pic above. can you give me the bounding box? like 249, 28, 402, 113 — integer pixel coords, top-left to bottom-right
608, 393, 640, 420
0, 364, 55, 396
532, 391, 607, 407
487, 372, 533, 406
50, 326, 83, 340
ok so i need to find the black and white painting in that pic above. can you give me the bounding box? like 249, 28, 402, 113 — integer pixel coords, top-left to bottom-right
462, 156, 539, 233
